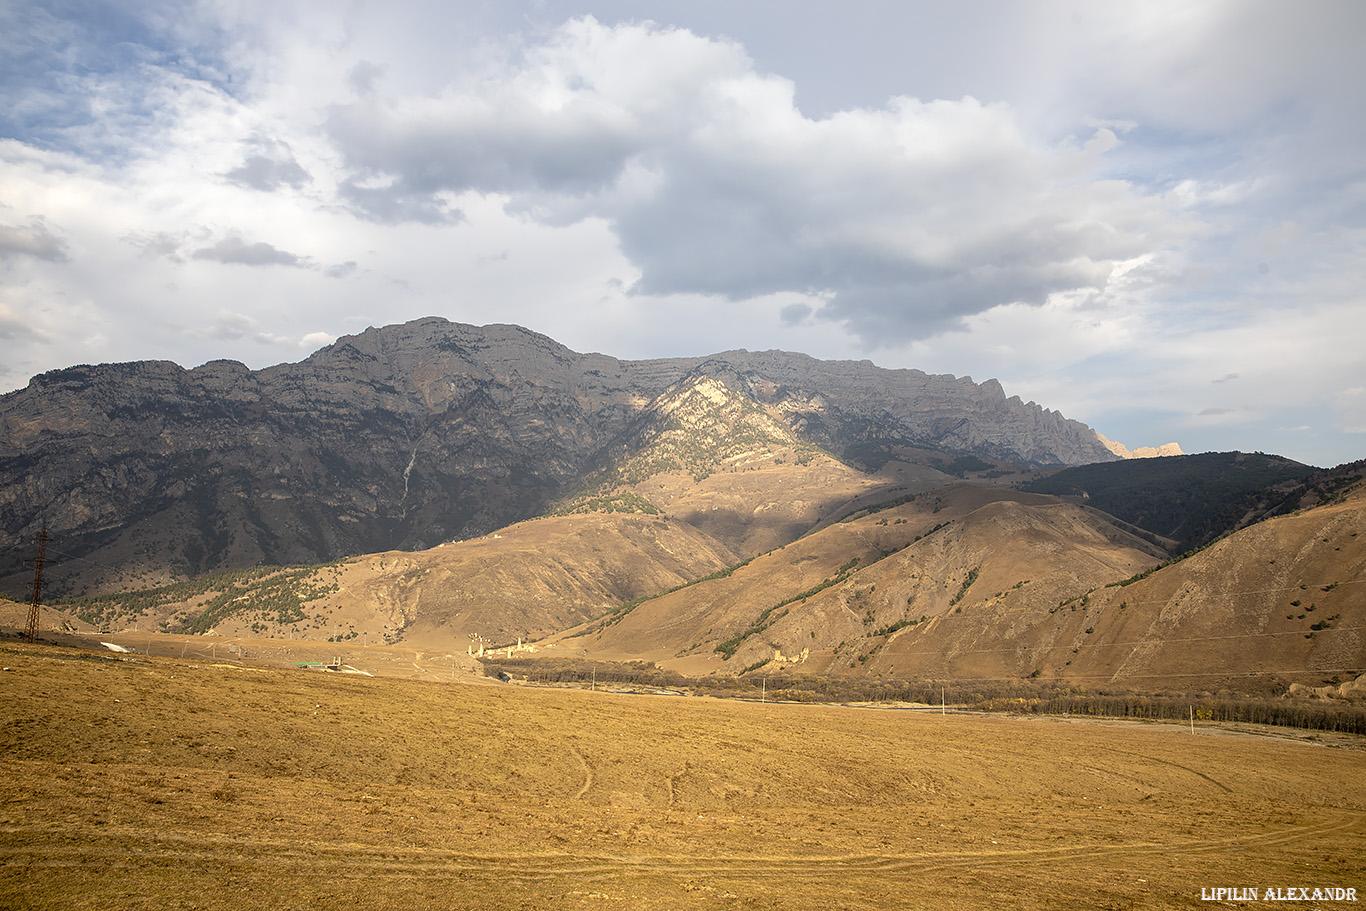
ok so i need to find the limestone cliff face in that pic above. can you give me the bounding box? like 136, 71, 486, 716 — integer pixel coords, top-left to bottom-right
1096, 433, 1185, 459
0, 318, 1115, 594
614, 353, 1118, 470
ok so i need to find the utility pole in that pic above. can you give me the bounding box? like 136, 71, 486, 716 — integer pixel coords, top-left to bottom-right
24, 529, 49, 643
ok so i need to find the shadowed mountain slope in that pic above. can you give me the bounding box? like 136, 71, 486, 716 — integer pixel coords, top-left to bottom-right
1035, 481, 1366, 691
1023, 451, 1316, 553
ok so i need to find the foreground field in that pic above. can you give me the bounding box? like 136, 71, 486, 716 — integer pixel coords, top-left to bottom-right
1, 641, 1363, 910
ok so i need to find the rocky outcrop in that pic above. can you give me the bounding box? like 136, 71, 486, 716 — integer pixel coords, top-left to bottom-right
1096, 433, 1185, 459
0, 318, 1116, 595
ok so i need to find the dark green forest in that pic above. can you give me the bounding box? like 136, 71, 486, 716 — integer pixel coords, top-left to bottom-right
1023, 451, 1314, 552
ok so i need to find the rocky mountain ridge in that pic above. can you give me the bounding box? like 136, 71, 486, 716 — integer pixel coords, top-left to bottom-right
1, 318, 1118, 596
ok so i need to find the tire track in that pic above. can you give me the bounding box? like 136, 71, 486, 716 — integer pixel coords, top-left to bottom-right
2, 811, 1358, 883
664, 761, 690, 807
1104, 747, 1234, 794
570, 743, 594, 800
953, 738, 1235, 796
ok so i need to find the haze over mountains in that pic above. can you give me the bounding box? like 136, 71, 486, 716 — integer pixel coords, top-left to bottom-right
2, 318, 1363, 693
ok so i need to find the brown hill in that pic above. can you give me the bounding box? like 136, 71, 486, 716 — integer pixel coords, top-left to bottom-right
320, 513, 744, 648
43, 429, 914, 648
558, 478, 1366, 693
557, 484, 1167, 675
35, 368, 943, 649
1038, 482, 1366, 691
53, 513, 741, 647
14, 350, 1361, 694
35, 468, 1365, 694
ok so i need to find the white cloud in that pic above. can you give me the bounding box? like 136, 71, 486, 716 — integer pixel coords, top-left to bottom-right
200, 310, 304, 349
321, 17, 1193, 342
324, 261, 357, 279
0, 300, 49, 343
299, 330, 337, 350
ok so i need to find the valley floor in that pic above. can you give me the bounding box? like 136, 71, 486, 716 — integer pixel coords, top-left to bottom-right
1, 639, 1363, 911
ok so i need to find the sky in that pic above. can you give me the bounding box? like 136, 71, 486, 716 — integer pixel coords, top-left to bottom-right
1, 0, 1364, 467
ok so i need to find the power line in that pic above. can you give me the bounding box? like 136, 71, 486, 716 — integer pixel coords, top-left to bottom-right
1012, 668, 1366, 681
0, 545, 130, 600
34, 547, 139, 576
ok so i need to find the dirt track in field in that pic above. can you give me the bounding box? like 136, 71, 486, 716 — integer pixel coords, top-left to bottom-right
1, 640, 1363, 910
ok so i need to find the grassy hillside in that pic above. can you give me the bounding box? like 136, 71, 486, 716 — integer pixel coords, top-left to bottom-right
566, 484, 1165, 675
2, 640, 1363, 911
555, 475, 1366, 694
52, 514, 742, 645
29, 438, 1366, 696
1039, 480, 1366, 690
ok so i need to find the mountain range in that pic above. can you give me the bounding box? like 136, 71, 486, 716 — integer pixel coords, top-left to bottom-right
2, 317, 1114, 596
2, 318, 1362, 694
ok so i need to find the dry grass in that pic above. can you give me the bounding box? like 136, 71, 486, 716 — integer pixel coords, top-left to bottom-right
1, 640, 1363, 910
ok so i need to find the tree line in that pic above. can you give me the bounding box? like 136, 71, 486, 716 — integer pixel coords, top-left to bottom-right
477, 657, 1366, 735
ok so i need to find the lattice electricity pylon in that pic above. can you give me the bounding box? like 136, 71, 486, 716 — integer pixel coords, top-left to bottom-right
25, 528, 49, 642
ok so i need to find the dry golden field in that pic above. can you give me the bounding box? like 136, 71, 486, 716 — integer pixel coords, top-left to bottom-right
1, 639, 1363, 911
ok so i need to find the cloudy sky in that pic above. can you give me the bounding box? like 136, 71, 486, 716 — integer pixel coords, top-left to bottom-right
2, 0, 1363, 466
